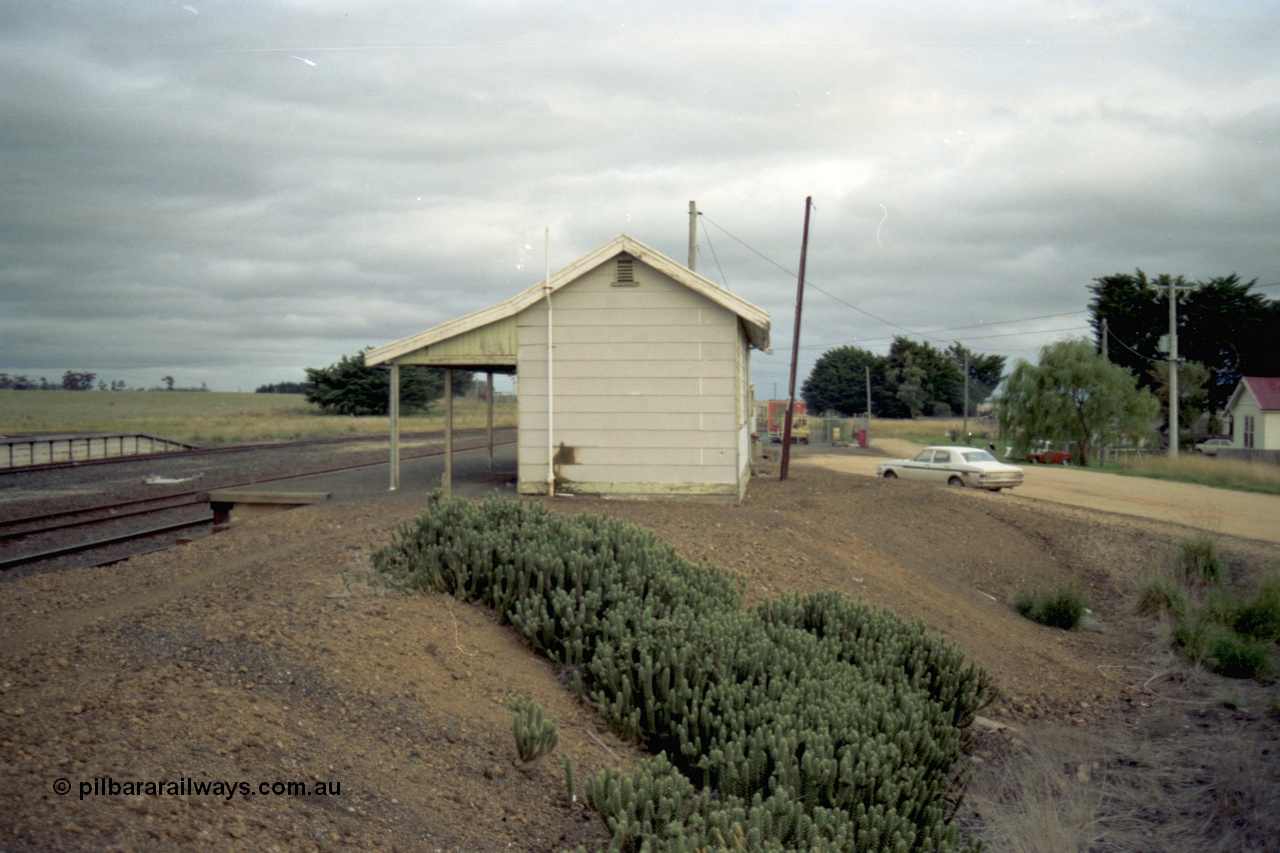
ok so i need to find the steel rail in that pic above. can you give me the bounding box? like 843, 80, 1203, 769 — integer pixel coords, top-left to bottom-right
1, 433, 516, 530
0, 515, 213, 571
1, 434, 517, 573
0, 497, 208, 542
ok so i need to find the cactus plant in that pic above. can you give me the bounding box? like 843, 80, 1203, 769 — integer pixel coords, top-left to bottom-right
508, 694, 559, 769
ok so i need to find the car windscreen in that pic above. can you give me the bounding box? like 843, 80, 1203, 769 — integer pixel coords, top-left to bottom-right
962, 451, 998, 463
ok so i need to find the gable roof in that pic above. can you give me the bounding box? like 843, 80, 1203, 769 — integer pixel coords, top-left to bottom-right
1226, 376, 1280, 413
365, 234, 771, 368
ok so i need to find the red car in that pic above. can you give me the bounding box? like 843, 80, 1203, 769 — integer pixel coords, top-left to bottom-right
1027, 448, 1071, 464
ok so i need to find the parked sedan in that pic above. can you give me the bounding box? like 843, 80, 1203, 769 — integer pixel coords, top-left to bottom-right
1195, 438, 1233, 456
877, 446, 1024, 491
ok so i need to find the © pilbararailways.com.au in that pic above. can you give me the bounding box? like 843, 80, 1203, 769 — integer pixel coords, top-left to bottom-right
76, 776, 341, 801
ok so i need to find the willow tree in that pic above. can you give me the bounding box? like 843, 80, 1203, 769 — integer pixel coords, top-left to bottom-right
997, 338, 1159, 466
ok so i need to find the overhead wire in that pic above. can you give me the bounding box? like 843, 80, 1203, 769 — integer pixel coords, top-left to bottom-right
700, 212, 938, 339
697, 214, 730, 291
1103, 324, 1162, 363
698, 212, 1094, 355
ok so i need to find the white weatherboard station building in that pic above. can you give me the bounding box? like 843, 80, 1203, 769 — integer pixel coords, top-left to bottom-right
365, 234, 772, 503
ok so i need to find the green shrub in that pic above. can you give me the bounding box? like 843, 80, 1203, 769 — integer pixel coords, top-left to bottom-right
1230, 577, 1280, 643
508, 694, 559, 768
1168, 583, 1279, 681
1014, 585, 1088, 630
1178, 535, 1227, 586
374, 492, 993, 852
1204, 629, 1273, 680
1135, 576, 1188, 620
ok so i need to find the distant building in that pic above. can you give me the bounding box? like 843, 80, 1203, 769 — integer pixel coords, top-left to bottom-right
365, 234, 771, 503
1224, 376, 1280, 451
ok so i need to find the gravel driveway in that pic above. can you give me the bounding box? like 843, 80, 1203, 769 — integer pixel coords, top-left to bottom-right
805, 438, 1280, 545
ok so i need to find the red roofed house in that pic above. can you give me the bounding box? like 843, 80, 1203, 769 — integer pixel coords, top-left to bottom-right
1224, 377, 1280, 451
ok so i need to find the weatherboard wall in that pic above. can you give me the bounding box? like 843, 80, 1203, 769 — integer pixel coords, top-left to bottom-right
1231, 389, 1280, 451
515, 256, 749, 501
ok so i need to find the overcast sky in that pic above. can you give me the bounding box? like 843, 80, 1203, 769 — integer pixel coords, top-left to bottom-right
2, 2, 1277, 398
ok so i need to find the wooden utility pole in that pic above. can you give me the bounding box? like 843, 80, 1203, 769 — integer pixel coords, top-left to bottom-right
780, 196, 813, 481
864, 365, 872, 446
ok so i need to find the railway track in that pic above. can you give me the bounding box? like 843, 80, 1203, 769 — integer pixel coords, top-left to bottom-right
0, 430, 515, 573
4, 429, 493, 475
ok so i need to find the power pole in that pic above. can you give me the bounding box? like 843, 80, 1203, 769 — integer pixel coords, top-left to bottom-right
780, 196, 813, 481
962, 350, 970, 442
688, 200, 697, 271
865, 365, 872, 445
1168, 277, 1180, 457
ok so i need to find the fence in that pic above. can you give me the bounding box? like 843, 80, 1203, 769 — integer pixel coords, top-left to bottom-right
1, 433, 197, 469
806, 416, 870, 445
1218, 448, 1280, 466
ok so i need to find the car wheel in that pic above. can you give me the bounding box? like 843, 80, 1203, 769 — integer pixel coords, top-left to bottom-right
947, 476, 964, 487
882, 470, 898, 479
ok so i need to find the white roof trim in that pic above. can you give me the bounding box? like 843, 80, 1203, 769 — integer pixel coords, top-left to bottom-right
366, 234, 771, 366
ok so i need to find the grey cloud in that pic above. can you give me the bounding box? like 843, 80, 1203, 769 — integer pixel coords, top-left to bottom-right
2, 2, 1276, 397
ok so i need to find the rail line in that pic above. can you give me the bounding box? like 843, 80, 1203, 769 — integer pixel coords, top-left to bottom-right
1, 432, 516, 573
3, 427, 513, 475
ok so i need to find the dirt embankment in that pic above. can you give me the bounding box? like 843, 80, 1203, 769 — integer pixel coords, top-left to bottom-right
2, 444, 1278, 851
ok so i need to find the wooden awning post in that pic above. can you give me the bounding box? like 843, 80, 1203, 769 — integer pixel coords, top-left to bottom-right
443, 367, 453, 497
486, 370, 494, 470
389, 363, 400, 491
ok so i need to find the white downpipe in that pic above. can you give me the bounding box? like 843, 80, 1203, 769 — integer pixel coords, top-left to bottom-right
544, 226, 555, 497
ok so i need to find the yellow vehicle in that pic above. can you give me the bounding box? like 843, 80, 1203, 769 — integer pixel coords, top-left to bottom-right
764, 401, 810, 444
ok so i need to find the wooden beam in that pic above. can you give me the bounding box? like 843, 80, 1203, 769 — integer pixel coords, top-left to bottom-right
443, 367, 453, 496
389, 363, 400, 491
486, 370, 494, 470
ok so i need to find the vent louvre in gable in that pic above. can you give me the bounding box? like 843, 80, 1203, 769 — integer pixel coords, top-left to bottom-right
612, 254, 638, 286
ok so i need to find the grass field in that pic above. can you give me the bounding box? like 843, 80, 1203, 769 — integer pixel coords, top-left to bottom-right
0, 390, 517, 446
1108, 451, 1280, 496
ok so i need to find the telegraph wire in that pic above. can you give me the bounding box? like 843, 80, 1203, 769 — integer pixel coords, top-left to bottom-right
697, 214, 730, 291
699, 213, 952, 343
1103, 324, 1162, 364
699, 212, 1097, 351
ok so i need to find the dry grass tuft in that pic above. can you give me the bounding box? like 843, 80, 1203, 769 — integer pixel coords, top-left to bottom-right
968, 712, 1280, 852
967, 726, 1109, 853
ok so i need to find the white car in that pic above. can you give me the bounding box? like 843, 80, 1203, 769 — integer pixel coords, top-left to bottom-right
877, 445, 1024, 491
1195, 438, 1232, 456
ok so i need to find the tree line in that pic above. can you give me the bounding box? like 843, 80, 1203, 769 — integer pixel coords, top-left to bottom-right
800, 270, 1276, 463
0, 372, 203, 392
0, 371, 199, 391
1089, 271, 1280, 429
1000, 272, 1278, 462
801, 338, 1005, 418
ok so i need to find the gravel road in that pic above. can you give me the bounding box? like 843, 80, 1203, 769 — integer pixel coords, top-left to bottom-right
808, 438, 1280, 545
